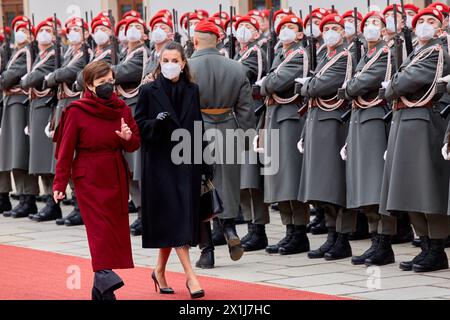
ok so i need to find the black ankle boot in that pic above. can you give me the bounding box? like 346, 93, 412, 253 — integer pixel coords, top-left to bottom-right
32, 196, 62, 222
324, 233, 352, 261
242, 224, 268, 252
3, 194, 25, 217
196, 248, 215, 269
310, 211, 327, 235
365, 234, 395, 266
0, 193, 12, 214
348, 212, 370, 240
391, 212, 414, 244
64, 207, 84, 226
351, 233, 379, 265
221, 219, 244, 261
196, 221, 215, 269
306, 208, 324, 233
266, 224, 294, 254
412, 237, 422, 247
241, 222, 255, 245
128, 200, 138, 213
278, 225, 310, 255
130, 217, 142, 236
308, 228, 338, 259
399, 236, 430, 271
412, 239, 449, 273
12, 195, 38, 218
212, 218, 226, 246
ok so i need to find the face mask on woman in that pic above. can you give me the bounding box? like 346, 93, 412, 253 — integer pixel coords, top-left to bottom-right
323, 29, 341, 47
126, 26, 142, 42
94, 82, 114, 100
161, 62, 182, 80
415, 22, 436, 41
236, 26, 253, 43
151, 27, 168, 44
279, 28, 296, 44
14, 30, 27, 44
67, 30, 82, 44
94, 29, 109, 46
37, 31, 52, 45
363, 24, 381, 42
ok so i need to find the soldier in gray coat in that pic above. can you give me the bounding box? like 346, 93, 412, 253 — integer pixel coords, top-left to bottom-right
258, 16, 311, 256
46, 17, 92, 226
382, 9, 450, 273
20, 21, 61, 222
189, 20, 255, 268
233, 16, 269, 252
0, 23, 39, 218
299, 14, 356, 261
343, 13, 397, 267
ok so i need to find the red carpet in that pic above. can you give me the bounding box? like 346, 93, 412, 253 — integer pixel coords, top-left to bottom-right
0, 244, 346, 300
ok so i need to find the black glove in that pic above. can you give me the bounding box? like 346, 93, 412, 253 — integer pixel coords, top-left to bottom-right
156, 112, 171, 121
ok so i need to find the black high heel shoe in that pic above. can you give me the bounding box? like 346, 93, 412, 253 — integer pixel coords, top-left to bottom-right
151, 271, 174, 294
186, 281, 205, 299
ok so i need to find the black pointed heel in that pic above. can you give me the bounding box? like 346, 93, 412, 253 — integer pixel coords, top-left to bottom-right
186, 281, 205, 299
151, 271, 175, 294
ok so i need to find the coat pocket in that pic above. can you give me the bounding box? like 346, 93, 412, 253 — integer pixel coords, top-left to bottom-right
276, 105, 300, 123
359, 108, 386, 123
400, 108, 431, 122
317, 110, 344, 123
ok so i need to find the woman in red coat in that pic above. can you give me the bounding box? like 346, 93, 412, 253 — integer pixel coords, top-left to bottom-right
52, 61, 141, 300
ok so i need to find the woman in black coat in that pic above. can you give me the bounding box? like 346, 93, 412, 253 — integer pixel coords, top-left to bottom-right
135, 42, 210, 299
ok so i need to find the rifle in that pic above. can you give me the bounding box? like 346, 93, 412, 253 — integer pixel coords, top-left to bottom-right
228, 6, 236, 59
80, 18, 90, 65
53, 13, 62, 70
299, 10, 308, 48
267, 8, 276, 68
172, 9, 181, 43
2, 16, 11, 61
400, 0, 413, 55
27, 19, 37, 63
368, 0, 371, 11
184, 14, 195, 58
108, 9, 119, 65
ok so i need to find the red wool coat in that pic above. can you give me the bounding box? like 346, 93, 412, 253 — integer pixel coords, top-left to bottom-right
53, 91, 141, 272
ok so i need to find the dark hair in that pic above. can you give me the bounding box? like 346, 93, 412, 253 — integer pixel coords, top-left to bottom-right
153, 41, 194, 83
83, 60, 115, 88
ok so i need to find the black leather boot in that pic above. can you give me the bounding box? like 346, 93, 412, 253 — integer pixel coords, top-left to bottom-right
399, 236, 430, 271
266, 224, 294, 254
412, 237, 422, 247
242, 224, 268, 252
310, 210, 327, 235
351, 233, 379, 265
271, 203, 279, 211
348, 212, 370, 240
64, 207, 84, 226
212, 217, 226, 246
62, 192, 74, 206
196, 221, 215, 269
10, 193, 19, 201
3, 194, 25, 217
365, 234, 395, 266
36, 195, 47, 203
306, 207, 324, 233
308, 228, 338, 259
0, 193, 12, 214
391, 212, 414, 244
412, 239, 449, 272
278, 225, 310, 255
32, 195, 62, 222
12, 195, 38, 218
56, 197, 79, 225
324, 233, 352, 261
221, 218, 244, 261
130, 217, 142, 236
234, 207, 246, 225
128, 200, 138, 213
240, 222, 255, 245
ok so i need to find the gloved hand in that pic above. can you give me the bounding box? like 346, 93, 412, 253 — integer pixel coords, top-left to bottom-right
442, 143, 450, 160
340, 143, 347, 161
254, 76, 267, 87
383, 150, 387, 161
297, 138, 304, 154
253, 135, 264, 153
24, 126, 29, 136
156, 112, 171, 121
381, 80, 390, 89
295, 77, 311, 85
44, 122, 54, 139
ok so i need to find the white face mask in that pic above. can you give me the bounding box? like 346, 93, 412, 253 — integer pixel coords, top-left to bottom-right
279, 28, 296, 44
236, 26, 253, 43
14, 30, 27, 44
37, 31, 52, 45
94, 29, 109, 46
151, 27, 168, 44
344, 21, 356, 37
363, 24, 381, 42
67, 30, 81, 44
386, 16, 396, 33
323, 29, 341, 47
118, 29, 127, 42
406, 15, 413, 28
189, 25, 196, 37
415, 22, 436, 41
126, 26, 142, 42
161, 62, 182, 80
226, 26, 237, 36
304, 23, 321, 38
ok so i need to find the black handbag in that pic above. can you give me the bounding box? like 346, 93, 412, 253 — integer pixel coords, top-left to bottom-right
199, 180, 224, 222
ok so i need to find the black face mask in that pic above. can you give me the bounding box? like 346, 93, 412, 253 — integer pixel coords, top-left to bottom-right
95, 83, 114, 100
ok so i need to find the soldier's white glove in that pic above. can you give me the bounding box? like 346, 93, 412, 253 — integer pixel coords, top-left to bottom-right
383, 150, 387, 161
438, 74, 450, 83
24, 126, 29, 136
254, 76, 267, 87
253, 135, 264, 153
44, 73, 53, 81
297, 138, 304, 154
44, 122, 54, 139
381, 80, 390, 89
340, 143, 347, 161
295, 77, 311, 85
442, 143, 450, 160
